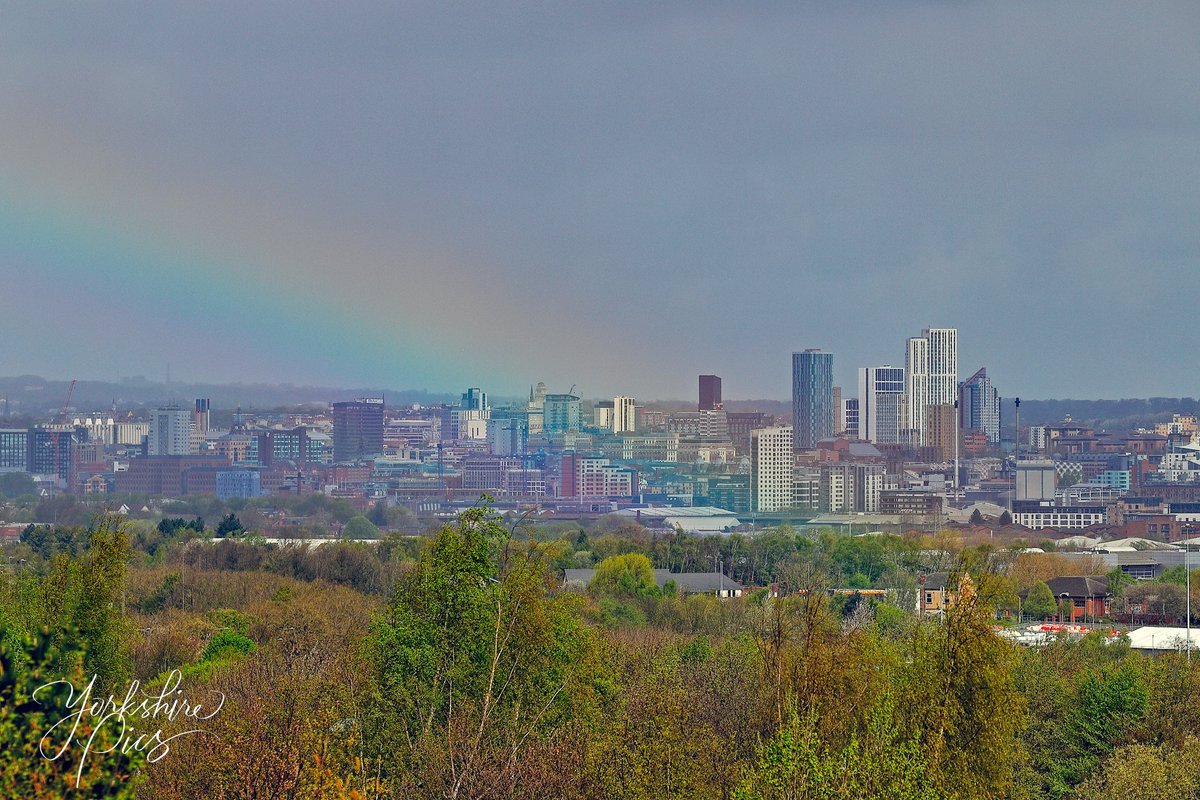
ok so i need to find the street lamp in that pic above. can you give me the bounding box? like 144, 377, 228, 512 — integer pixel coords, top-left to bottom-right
1187, 541, 1192, 664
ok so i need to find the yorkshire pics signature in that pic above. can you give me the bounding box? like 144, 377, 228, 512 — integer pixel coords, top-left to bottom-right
33, 669, 224, 786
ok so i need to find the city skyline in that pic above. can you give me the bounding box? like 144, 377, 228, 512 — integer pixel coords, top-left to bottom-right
2, 360, 1198, 408
3, 5, 1199, 795
1, 3, 1197, 400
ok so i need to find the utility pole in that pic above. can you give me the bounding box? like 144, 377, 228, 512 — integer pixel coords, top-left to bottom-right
1014, 397, 1021, 456
438, 442, 445, 499
953, 399, 960, 500
521, 419, 529, 497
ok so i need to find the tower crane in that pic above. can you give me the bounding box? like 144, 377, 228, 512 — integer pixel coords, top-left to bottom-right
52, 379, 77, 483
59, 379, 77, 423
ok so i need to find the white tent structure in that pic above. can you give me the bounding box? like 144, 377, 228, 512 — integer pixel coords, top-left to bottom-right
1126, 626, 1200, 653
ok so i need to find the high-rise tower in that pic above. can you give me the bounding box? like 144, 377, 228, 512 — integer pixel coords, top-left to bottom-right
792, 350, 834, 451
904, 337, 929, 445
542, 394, 581, 434
332, 398, 385, 462
959, 367, 1000, 444
904, 327, 958, 446
148, 406, 193, 456
613, 396, 637, 433
925, 328, 959, 407
461, 388, 489, 411
698, 375, 722, 411
751, 425, 794, 513
858, 366, 905, 445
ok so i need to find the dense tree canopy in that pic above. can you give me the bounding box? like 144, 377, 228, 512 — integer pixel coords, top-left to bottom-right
1026, 581, 1057, 620
1, 507, 1198, 798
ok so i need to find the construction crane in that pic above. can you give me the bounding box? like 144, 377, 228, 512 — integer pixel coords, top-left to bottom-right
48, 381, 78, 489
59, 379, 77, 423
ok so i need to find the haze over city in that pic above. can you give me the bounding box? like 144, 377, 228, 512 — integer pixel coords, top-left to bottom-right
3, 2, 1198, 399
9, 4, 1200, 799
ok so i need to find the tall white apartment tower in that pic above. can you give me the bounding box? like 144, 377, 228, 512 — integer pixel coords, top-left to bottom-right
859, 366, 906, 445
613, 396, 637, 433
905, 327, 958, 446
925, 327, 959, 407
904, 337, 929, 445
148, 406, 194, 455
751, 425, 794, 513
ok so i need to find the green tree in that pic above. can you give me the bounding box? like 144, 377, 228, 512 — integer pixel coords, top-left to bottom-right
0, 625, 146, 798
20, 524, 88, 560
1107, 567, 1134, 599
34, 495, 89, 526
1159, 565, 1186, 585
873, 604, 911, 639
157, 517, 204, 538
597, 597, 648, 628
367, 500, 389, 527
1045, 663, 1148, 796
1075, 738, 1200, 800
590, 553, 659, 598
215, 513, 244, 538
911, 578, 1024, 798
1025, 581, 1057, 620
18, 515, 134, 691
365, 504, 597, 796
72, 517, 132, 688
341, 514, 381, 540
735, 696, 943, 800
200, 629, 256, 663
1122, 582, 1186, 622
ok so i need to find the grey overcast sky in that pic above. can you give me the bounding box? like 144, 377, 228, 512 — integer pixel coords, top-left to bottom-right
1, 2, 1197, 401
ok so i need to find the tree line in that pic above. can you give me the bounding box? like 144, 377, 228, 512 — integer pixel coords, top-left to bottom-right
2, 509, 1200, 799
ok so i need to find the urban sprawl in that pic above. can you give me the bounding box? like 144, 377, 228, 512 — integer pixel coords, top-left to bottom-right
4, 326, 1200, 646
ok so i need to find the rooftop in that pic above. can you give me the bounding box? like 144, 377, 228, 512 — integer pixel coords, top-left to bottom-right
1126, 626, 1200, 651
563, 568, 744, 594
1092, 537, 1179, 553
1045, 575, 1109, 597
616, 506, 736, 519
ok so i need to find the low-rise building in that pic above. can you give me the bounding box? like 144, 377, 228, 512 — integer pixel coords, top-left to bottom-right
1043, 575, 1110, 622
1012, 501, 1108, 530
880, 490, 943, 518
114, 455, 231, 496
563, 568, 743, 598
918, 572, 975, 616
612, 506, 740, 534
561, 452, 638, 499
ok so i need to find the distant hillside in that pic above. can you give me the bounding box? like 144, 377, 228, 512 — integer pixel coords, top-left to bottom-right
716, 398, 1200, 432
1015, 398, 1200, 431
639, 397, 1200, 433
0, 375, 457, 417
3, 375, 1194, 432
722, 399, 791, 417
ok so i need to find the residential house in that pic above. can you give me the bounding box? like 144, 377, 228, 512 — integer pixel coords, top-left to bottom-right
919, 572, 975, 615
1044, 575, 1110, 622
